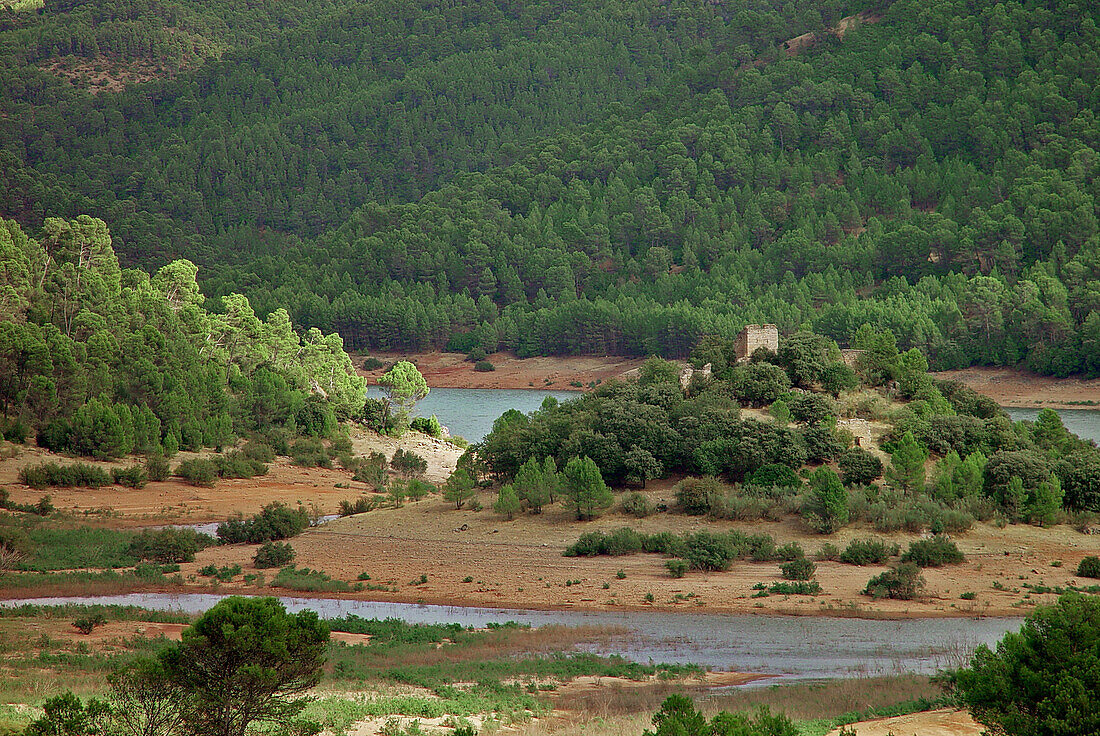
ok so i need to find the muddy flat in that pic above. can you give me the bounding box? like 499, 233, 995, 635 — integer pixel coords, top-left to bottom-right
934, 367, 1100, 408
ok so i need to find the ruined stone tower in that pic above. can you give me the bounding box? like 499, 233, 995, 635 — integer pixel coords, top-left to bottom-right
734, 324, 779, 361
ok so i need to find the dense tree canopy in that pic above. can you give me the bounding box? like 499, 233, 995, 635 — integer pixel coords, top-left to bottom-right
1, 0, 1098, 374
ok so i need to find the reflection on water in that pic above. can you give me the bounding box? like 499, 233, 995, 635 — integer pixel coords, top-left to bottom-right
365, 387, 578, 443
0, 593, 1022, 680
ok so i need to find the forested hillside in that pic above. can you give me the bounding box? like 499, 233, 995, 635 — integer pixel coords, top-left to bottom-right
2, 0, 1099, 374
0, 215, 363, 455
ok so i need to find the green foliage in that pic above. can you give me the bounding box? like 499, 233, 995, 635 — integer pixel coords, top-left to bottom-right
473, 360, 495, 372
217, 503, 310, 544
110, 464, 147, 489
645, 694, 797, 736
665, 559, 687, 578
378, 362, 429, 433
443, 468, 477, 510
409, 415, 443, 438
620, 492, 654, 518
838, 448, 883, 487
23, 692, 110, 736
885, 432, 927, 493
492, 485, 522, 520
18, 462, 110, 490
270, 566, 352, 593
748, 464, 801, 489
128, 528, 215, 564
162, 596, 328, 736
175, 458, 217, 487
562, 456, 613, 521
864, 564, 925, 600
901, 536, 965, 567
780, 558, 816, 581
675, 476, 724, 516
803, 467, 849, 534
254, 541, 296, 569
949, 594, 1100, 736
391, 448, 428, 478
1077, 557, 1100, 579
839, 538, 899, 566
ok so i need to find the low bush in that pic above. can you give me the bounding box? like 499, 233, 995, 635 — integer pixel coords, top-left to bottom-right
474, 360, 495, 372
72, 613, 106, 635
839, 538, 899, 566
291, 437, 332, 468
620, 492, 655, 518
198, 564, 241, 581
127, 528, 215, 563
815, 543, 840, 561
409, 416, 443, 438
1077, 556, 1100, 579
675, 476, 725, 515
213, 450, 268, 479
111, 465, 147, 489
217, 502, 310, 544
684, 531, 740, 571
864, 563, 925, 600
18, 462, 111, 489
748, 464, 801, 488
362, 357, 385, 371
242, 441, 276, 463
642, 532, 686, 557
564, 528, 645, 557
391, 449, 428, 478
144, 455, 170, 482
900, 536, 965, 567
175, 458, 217, 487
253, 541, 295, 569
780, 558, 816, 581
338, 497, 377, 516
665, 559, 687, 578
838, 448, 883, 486
271, 565, 353, 593
775, 542, 804, 561
769, 580, 821, 595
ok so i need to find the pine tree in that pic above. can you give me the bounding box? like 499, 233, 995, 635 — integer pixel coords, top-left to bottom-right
563, 456, 613, 521
886, 431, 927, 492
493, 484, 521, 520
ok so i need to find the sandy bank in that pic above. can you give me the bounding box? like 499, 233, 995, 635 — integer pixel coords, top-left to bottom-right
934, 366, 1100, 409
355, 351, 645, 390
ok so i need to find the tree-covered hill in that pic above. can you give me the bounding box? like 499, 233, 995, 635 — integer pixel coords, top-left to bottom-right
2, 0, 1099, 374
0, 215, 363, 455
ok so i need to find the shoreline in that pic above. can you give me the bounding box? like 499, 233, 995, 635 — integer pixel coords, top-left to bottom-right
932, 367, 1100, 409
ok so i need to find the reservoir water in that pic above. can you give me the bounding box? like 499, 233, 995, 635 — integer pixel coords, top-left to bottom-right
365, 387, 578, 443
1003, 407, 1100, 444
0, 593, 1021, 681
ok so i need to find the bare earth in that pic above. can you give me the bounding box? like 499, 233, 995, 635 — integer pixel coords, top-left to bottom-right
934, 366, 1100, 408
825, 708, 982, 736
357, 351, 645, 390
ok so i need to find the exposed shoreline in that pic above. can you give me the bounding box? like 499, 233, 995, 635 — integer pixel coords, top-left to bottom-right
932, 366, 1100, 409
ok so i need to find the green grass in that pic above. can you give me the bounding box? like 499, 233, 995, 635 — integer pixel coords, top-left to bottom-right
13, 522, 137, 571
270, 566, 354, 593
0, 603, 190, 624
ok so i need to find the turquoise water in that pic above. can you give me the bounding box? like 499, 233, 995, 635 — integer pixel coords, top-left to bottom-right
1003, 407, 1100, 444
365, 387, 578, 443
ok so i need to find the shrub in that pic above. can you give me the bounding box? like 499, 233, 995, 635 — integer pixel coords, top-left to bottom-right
901, 536, 965, 567
684, 531, 739, 571
775, 542, 804, 561
780, 558, 816, 581
198, 564, 241, 581
18, 462, 111, 489
642, 532, 686, 557
864, 563, 925, 600
111, 465, 147, 488
391, 448, 428, 478
242, 441, 277, 462
128, 528, 215, 563
666, 559, 687, 578
748, 464, 801, 488
474, 360, 495, 372
748, 533, 778, 562
175, 458, 217, 487
769, 580, 822, 595
72, 614, 106, 635
620, 492, 655, 518
409, 415, 443, 437
253, 541, 295, 569
815, 543, 840, 561
271, 565, 352, 593
338, 497, 376, 516
214, 450, 268, 479
1077, 556, 1100, 579
362, 357, 384, 371
839, 538, 899, 566
838, 448, 883, 486
145, 455, 170, 482
217, 502, 310, 544
675, 476, 724, 515
604, 527, 645, 556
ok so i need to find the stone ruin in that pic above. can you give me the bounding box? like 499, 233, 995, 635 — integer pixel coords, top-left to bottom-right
734, 324, 779, 362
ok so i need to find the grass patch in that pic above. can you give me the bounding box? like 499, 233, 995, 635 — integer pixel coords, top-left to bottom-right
12, 522, 137, 571
271, 566, 353, 593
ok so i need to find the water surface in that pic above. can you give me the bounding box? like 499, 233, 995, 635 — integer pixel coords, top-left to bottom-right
365, 387, 578, 442
1003, 407, 1100, 444
0, 593, 1021, 681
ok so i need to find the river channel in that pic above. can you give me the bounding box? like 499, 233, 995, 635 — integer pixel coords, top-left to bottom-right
0, 593, 1022, 681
